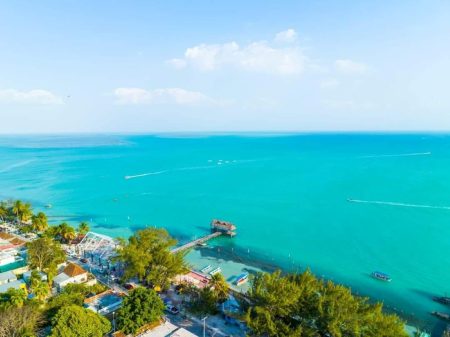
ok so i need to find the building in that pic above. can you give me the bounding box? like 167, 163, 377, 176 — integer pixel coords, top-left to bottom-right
23, 270, 48, 283
137, 321, 199, 337
53, 262, 89, 290
0, 270, 26, 293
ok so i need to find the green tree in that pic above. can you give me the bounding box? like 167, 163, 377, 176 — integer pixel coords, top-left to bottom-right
210, 273, 229, 303
30, 271, 50, 302
12, 200, 32, 224
58, 222, 76, 243
244, 269, 408, 337
187, 286, 219, 315
27, 237, 66, 283
3, 288, 28, 308
115, 227, 186, 289
78, 221, 90, 235
117, 287, 164, 335
31, 212, 48, 232
45, 293, 84, 319
50, 305, 111, 337
0, 201, 8, 222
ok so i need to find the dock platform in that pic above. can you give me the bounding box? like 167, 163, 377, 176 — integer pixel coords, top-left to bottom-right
171, 219, 237, 253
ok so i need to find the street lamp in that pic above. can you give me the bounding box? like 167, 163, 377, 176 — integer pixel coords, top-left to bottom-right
201, 316, 208, 337
112, 311, 116, 333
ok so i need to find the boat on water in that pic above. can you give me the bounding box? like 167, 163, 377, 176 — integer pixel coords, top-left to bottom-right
209, 267, 221, 276
45, 204, 52, 208
371, 271, 392, 282
235, 273, 249, 286
200, 265, 212, 273
433, 296, 450, 305
197, 242, 207, 247
431, 311, 450, 322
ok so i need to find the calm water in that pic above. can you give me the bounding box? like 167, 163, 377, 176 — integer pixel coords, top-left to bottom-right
0, 134, 449, 330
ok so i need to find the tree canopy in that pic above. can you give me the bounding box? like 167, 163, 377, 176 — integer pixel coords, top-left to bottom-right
0, 304, 43, 337
115, 227, 186, 289
50, 305, 111, 337
31, 212, 48, 232
27, 237, 66, 282
244, 269, 408, 337
116, 287, 164, 335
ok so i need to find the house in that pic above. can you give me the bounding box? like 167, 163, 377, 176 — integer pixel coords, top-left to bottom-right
23, 270, 48, 283
0, 270, 17, 285
0, 279, 26, 293
53, 262, 88, 290
0, 270, 26, 293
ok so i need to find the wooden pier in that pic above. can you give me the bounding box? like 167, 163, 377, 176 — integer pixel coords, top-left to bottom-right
171, 231, 222, 253
171, 219, 236, 253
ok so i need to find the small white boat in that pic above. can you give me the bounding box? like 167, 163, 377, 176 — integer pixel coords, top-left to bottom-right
201, 265, 212, 273
45, 204, 52, 208
209, 267, 221, 275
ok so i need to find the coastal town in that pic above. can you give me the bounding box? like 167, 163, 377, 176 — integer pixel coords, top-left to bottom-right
0, 199, 448, 337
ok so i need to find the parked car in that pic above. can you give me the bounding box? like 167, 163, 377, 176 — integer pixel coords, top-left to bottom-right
165, 305, 179, 315
124, 283, 135, 290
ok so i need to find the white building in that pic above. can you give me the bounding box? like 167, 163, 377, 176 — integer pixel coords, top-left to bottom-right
53, 262, 88, 290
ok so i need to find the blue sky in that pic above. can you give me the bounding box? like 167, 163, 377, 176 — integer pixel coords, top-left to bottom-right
1, 1, 450, 133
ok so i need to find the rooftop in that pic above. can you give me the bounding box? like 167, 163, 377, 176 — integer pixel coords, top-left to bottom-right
63, 263, 87, 277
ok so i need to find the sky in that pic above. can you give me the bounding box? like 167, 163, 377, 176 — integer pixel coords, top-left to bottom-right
1, 0, 450, 133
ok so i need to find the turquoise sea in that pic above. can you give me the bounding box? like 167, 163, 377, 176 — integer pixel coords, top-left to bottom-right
0, 134, 449, 332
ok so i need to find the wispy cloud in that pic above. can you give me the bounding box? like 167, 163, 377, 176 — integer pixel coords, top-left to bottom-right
335, 59, 369, 75
114, 87, 216, 106
274, 28, 297, 43
168, 29, 307, 75
320, 78, 340, 88
0, 89, 63, 105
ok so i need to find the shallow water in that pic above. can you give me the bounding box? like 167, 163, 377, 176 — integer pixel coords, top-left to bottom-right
0, 133, 449, 330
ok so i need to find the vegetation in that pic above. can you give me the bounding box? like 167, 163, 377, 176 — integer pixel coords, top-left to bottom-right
44, 222, 77, 243
0, 304, 44, 337
31, 212, 48, 232
115, 227, 186, 289
244, 269, 408, 337
78, 221, 90, 235
443, 328, 450, 337
116, 287, 164, 335
29, 270, 50, 302
50, 304, 111, 337
12, 200, 33, 224
27, 237, 66, 283
0, 288, 28, 308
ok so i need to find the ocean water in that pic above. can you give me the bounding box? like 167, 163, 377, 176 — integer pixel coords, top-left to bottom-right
0, 133, 449, 331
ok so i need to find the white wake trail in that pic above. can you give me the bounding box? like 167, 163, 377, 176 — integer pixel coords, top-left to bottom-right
348, 199, 450, 210
124, 170, 168, 179
360, 152, 431, 158
0, 159, 35, 174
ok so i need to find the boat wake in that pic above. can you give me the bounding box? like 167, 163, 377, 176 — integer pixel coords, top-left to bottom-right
348, 199, 450, 210
360, 152, 431, 158
0, 159, 35, 174
124, 171, 168, 179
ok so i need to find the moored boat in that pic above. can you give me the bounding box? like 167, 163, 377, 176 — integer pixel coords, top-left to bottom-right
209, 267, 221, 275
433, 296, 450, 305
431, 311, 450, 322
200, 265, 212, 273
371, 271, 392, 282
235, 273, 249, 286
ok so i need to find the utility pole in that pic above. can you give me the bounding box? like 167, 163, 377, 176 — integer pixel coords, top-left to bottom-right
201, 316, 208, 337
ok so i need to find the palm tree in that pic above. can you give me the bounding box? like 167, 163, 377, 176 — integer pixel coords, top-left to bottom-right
7, 288, 27, 307
12, 200, 32, 224
0, 202, 7, 222
78, 221, 90, 235
31, 212, 48, 232
31, 279, 49, 302
209, 273, 229, 303
59, 222, 76, 243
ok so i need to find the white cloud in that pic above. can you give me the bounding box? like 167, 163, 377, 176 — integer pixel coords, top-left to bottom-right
335, 59, 368, 74
0, 89, 63, 105
114, 87, 215, 105
168, 32, 307, 75
320, 78, 340, 88
274, 28, 297, 43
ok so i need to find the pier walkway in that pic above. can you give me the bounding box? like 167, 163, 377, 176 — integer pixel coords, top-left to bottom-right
171, 232, 222, 254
